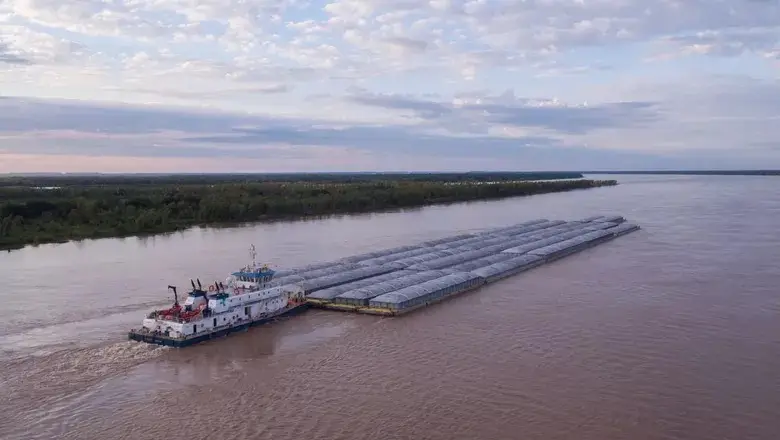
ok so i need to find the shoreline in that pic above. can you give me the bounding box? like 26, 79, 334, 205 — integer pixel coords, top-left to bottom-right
0, 178, 617, 251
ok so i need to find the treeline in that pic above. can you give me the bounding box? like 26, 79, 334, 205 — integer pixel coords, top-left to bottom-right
0, 178, 617, 250
0, 171, 583, 187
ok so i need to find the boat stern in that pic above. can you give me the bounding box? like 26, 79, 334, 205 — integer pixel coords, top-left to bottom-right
130, 317, 194, 343
128, 328, 189, 347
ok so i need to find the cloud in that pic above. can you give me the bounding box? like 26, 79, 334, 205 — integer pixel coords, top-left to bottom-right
5, 0, 779, 91
653, 28, 780, 60
1, 0, 779, 172
347, 89, 660, 135
0, 95, 632, 161
2, 74, 780, 174
562, 75, 780, 165
0, 42, 30, 65
0, 97, 265, 134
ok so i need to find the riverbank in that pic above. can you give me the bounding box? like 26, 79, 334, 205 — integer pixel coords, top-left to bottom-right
0, 177, 617, 250
0, 171, 586, 186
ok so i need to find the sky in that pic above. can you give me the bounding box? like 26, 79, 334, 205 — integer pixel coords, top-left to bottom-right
1, 0, 779, 173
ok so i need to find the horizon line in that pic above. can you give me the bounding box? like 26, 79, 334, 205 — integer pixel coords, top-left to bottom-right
2, 170, 780, 176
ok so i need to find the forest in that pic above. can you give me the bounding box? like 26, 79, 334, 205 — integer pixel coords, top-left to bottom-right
0, 174, 617, 250
0, 171, 585, 187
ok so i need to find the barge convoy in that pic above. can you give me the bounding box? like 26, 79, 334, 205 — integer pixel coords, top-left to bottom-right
129, 215, 640, 347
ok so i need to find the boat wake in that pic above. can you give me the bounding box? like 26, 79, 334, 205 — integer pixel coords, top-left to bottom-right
0, 340, 168, 440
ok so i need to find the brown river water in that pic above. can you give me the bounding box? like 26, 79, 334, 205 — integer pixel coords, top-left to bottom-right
1, 174, 779, 440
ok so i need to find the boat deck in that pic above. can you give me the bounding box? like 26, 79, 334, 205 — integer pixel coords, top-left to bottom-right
128, 303, 309, 347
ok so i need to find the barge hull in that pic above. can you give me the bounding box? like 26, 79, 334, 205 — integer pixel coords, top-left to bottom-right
307, 221, 641, 316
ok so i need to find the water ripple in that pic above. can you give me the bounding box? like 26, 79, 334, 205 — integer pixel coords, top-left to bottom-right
1, 175, 780, 440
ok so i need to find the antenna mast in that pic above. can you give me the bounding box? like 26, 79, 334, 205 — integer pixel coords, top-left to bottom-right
249, 244, 257, 268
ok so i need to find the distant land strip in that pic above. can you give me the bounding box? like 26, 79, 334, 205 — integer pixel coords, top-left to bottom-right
0, 172, 584, 187
1, 170, 778, 185
580, 170, 780, 176
0, 176, 615, 250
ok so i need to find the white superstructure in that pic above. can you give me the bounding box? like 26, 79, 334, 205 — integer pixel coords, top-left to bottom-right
132, 245, 305, 343
139, 283, 304, 340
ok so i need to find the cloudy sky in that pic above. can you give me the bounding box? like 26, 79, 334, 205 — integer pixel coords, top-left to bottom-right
1, 0, 779, 173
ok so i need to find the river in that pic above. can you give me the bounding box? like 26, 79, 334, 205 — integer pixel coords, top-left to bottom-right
1, 174, 779, 440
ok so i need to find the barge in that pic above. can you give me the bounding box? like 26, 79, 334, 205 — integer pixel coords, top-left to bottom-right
129, 215, 641, 346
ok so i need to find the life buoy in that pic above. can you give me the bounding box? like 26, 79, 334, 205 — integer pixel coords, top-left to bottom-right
208, 285, 215, 292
